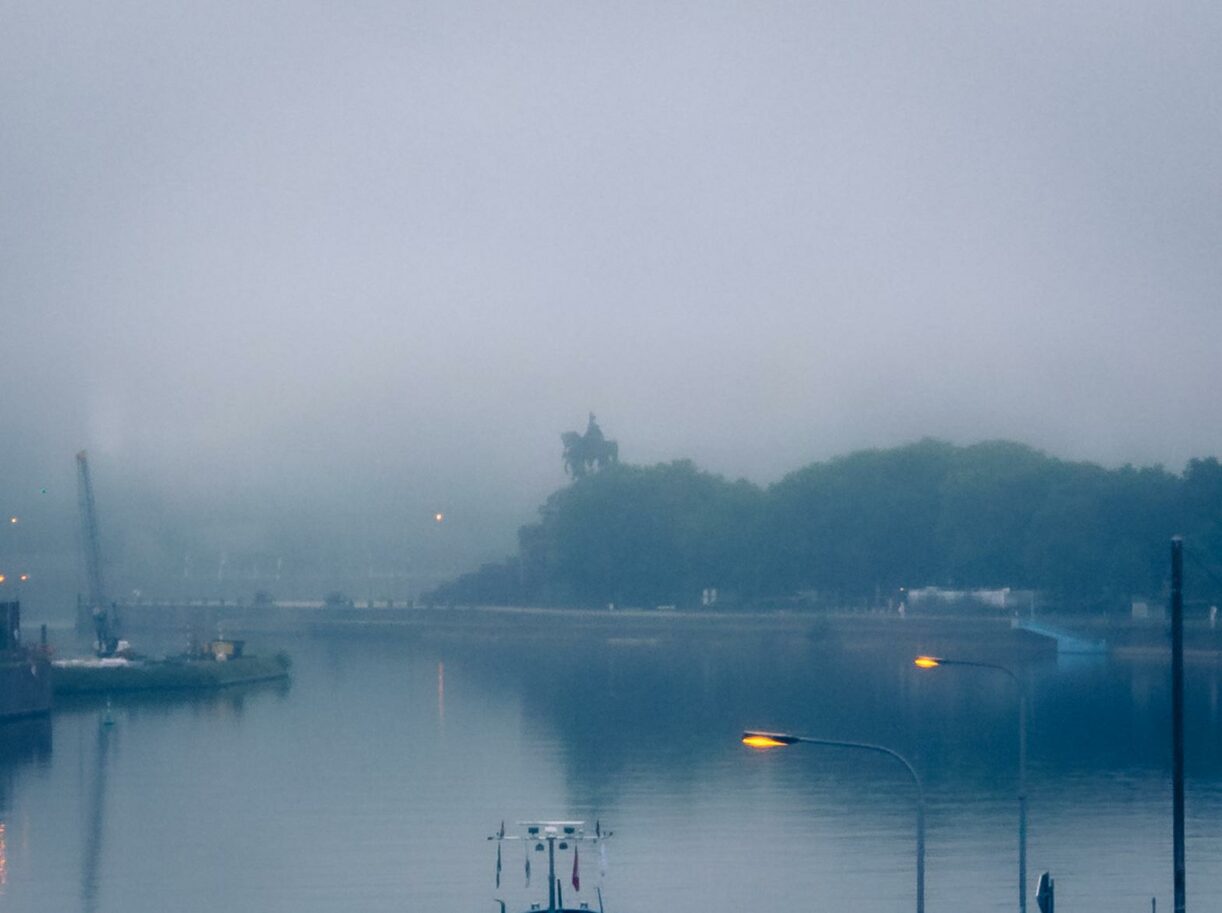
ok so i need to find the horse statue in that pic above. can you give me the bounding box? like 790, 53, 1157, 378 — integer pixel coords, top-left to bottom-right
562, 414, 619, 478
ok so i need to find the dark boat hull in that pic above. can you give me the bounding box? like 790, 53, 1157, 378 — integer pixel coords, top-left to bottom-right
0, 653, 53, 719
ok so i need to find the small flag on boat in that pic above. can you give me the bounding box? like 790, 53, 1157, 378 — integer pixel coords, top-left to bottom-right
496, 841, 502, 888
498, 820, 505, 839
572, 846, 580, 892
524, 843, 531, 887
595, 819, 601, 838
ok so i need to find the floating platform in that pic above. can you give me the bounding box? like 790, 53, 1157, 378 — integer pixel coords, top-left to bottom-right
52, 653, 290, 694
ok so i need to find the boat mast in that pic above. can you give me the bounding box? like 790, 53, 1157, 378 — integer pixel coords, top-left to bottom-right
490, 820, 610, 913
548, 837, 556, 912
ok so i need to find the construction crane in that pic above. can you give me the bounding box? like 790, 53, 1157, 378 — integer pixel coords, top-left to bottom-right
76, 450, 119, 655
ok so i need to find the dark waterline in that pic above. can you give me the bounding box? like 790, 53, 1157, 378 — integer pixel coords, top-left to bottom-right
1, 625, 1221, 912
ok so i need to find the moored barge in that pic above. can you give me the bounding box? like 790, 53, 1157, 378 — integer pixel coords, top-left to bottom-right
52, 639, 290, 694
0, 601, 52, 720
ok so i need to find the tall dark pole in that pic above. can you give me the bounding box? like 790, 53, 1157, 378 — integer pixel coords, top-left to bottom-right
1019, 690, 1028, 913
1171, 536, 1185, 913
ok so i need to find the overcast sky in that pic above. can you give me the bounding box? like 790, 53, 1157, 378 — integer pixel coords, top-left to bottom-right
3, 1, 1221, 579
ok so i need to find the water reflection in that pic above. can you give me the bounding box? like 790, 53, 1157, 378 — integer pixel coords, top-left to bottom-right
0, 717, 52, 771
438, 661, 445, 725
0, 717, 52, 814
0, 717, 51, 902
3, 628, 1221, 913
56, 676, 292, 720
438, 630, 1222, 790
81, 712, 114, 913
428, 627, 1222, 912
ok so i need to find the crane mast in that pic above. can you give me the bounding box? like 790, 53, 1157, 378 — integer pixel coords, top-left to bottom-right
76, 450, 118, 653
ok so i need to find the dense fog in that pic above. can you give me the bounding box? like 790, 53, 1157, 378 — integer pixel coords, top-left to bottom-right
3, 2, 1220, 616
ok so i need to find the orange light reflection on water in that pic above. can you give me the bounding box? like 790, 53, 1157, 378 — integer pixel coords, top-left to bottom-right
437, 661, 445, 723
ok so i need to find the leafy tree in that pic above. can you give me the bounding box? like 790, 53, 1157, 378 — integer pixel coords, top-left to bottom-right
427, 438, 1222, 612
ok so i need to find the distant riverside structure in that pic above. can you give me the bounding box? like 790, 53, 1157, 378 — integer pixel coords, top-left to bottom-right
905, 586, 1037, 614
1131, 598, 1169, 621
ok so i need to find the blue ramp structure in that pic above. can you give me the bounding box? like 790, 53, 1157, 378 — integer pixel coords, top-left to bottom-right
1012, 617, 1108, 655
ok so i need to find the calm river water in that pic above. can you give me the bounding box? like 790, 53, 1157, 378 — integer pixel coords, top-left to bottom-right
2, 619, 1221, 912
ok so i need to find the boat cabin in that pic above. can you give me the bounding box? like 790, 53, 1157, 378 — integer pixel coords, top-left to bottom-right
207, 639, 245, 660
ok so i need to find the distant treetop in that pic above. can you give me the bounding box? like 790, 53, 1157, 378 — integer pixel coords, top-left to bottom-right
426, 437, 1222, 612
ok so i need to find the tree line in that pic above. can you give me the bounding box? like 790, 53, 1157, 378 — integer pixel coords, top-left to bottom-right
425, 439, 1222, 612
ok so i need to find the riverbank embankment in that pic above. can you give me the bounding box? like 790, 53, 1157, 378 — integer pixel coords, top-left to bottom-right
104, 599, 1222, 661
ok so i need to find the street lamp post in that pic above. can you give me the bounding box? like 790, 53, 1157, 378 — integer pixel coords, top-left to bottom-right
742, 730, 925, 913
915, 655, 1028, 913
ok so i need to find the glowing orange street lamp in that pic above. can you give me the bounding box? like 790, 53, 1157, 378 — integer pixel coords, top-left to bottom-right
741, 732, 800, 748
742, 729, 925, 913
915, 655, 1029, 913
